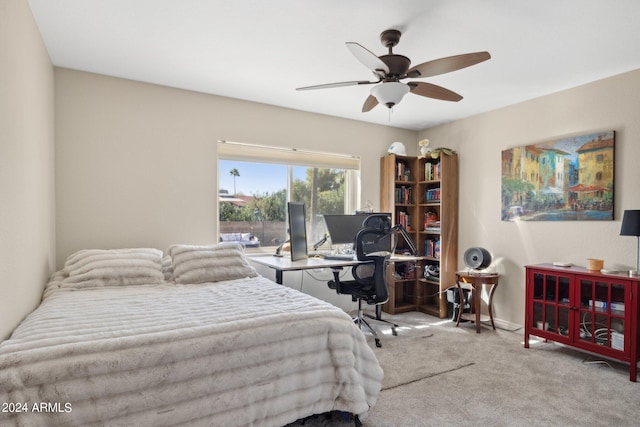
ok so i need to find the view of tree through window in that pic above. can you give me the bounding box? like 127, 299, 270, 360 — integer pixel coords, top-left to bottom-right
218, 160, 349, 251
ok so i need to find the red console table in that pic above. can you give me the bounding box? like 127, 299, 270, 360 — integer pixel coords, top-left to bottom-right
524, 264, 640, 382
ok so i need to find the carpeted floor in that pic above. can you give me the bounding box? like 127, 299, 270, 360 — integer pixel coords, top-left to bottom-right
289, 311, 640, 427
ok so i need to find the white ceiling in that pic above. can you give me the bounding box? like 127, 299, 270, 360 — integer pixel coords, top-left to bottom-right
28, 0, 640, 131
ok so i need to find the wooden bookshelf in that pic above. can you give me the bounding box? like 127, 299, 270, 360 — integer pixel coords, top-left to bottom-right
380, 153, 458, 317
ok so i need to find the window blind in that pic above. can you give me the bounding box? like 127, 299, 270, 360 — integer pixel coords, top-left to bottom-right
217, 140, 360, 170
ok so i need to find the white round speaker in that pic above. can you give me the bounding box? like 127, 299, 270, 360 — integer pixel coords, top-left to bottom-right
463, 247, 492, 270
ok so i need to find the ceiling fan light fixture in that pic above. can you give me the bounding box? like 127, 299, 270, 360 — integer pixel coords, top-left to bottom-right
371, 82, 409, 109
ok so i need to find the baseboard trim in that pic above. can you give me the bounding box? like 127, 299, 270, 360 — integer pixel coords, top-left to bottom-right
494, 318, 522, 332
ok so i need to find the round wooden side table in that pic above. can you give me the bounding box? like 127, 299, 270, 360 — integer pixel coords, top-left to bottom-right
455, 271, 500, 333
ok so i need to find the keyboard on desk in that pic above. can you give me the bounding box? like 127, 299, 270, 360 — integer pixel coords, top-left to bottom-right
309, 250, 356, 261
323, 253, 356, 261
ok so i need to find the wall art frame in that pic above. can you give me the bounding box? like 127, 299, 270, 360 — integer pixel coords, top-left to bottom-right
501, 130, 614, 221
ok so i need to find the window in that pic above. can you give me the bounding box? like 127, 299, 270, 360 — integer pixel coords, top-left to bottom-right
217, 141, 361, 252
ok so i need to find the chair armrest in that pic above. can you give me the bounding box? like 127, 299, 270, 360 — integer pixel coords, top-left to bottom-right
327, 267, 343, 291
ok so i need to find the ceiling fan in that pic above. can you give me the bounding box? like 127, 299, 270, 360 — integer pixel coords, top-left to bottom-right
296, 29, 491, 112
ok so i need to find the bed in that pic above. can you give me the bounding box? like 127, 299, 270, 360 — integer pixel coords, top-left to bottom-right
0, 244, 383, 426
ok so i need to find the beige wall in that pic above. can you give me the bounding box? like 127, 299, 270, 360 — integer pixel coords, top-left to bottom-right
420, 69, 640, 328
54, 69, 416, 310
0, 0, 55, 340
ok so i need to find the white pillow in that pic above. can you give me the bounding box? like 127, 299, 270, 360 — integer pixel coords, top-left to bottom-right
168, 243, 258, 284
62, 248, 165, 288
161, 255, 174, 282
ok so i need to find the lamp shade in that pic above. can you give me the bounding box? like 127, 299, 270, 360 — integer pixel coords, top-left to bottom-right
620, 210, 640, 236
371, 82, 410, 109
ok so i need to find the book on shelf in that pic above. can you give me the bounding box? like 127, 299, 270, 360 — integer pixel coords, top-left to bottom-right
397, 211, 410, 229
424, 161, 441, 181
396, 161, 411, 181
423, 211, 440, 232
425, 188, 441, 202
395, 186, 413, 204
424, 238, 441, 258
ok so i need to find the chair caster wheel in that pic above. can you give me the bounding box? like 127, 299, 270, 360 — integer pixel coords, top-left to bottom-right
391, 327, 397, 336
375, 338, 382, 348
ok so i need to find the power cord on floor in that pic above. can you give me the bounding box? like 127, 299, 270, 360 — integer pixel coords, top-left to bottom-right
582, 358, 614, 369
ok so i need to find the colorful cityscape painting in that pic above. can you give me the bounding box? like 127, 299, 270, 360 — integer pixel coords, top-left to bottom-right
501, 130, 614, 221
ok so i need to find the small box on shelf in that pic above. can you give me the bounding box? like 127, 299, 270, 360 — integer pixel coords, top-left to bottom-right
611, 301, 625, 312
612, 331, 624, 350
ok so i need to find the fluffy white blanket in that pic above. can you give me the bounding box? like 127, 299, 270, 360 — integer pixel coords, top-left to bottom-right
0, 276, 383, 426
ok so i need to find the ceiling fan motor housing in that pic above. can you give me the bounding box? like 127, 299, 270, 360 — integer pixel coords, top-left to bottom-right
379, 55, 411, 78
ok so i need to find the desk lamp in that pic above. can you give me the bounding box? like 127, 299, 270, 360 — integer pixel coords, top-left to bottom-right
620, 210, 640, 273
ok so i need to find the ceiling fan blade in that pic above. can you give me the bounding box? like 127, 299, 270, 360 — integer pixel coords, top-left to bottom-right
296, 80, 377, 90
362, 95, 378, 112
346, 42, 390, 75
406, 51, 491, 79
408, 81, 463, 102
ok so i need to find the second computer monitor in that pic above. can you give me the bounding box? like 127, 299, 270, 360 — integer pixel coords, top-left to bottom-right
323, 213, 391, 250
287, 202, 308, 261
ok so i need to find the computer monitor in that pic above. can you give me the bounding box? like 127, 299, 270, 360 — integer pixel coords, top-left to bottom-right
323, 213, 392, 250
287, 202, 308, 261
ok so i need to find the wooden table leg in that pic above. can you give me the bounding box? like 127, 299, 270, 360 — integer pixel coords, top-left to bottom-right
455, 283, 464, 327
488, 283, 497, 330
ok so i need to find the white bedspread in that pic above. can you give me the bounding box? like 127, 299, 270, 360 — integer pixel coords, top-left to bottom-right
0, 276, 383, 426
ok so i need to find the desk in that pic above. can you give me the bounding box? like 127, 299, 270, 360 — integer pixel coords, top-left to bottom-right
249, 255, 361, 284
250, 254, 423, 328
455, 271, 500, 333
250, 254, 422, 285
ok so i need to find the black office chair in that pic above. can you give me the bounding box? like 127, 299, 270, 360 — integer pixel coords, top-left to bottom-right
328, 225, 396, 348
